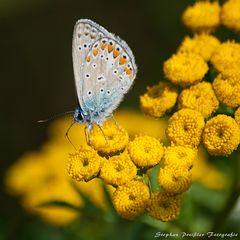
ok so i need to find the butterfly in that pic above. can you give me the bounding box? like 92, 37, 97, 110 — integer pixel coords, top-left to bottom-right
69, 19, 137, 143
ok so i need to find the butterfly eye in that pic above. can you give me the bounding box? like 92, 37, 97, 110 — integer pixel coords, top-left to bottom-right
78, 46, 82, 51
113, 69, 118, 75
85, 73, 90, 78
92, 63, 97, 68
83, 44, 87, 48
109, 41, 113, 45
100, 55, 104, 59
100, 88, 104, 93
119, 75, 123, 80
107, 90, 111, 95
88, 90, 92, 96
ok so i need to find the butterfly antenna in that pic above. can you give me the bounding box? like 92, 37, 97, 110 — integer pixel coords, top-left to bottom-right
65, 121, 77, 150
37, 111, 75, 123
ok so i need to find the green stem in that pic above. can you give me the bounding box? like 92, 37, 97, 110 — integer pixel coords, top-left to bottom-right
197, 152, 240, 240
210, 153, 240, 232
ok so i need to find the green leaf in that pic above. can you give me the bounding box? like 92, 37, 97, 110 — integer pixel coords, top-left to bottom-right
100, 180, 119, 222
38, 200, 80, 211
70, 180, 105, 216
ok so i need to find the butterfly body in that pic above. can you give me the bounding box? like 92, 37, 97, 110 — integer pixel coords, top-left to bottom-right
72, 19, 137, 136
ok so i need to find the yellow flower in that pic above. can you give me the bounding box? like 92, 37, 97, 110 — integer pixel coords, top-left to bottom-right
140, 82, 178, 118
221, 0, 240, 32
163, 146, 197, 170
128, 135, 164, 167
166, 109, 205, 148
147, 191, 181, 222
158, 166, 192, 194
21, 180, 82, 226
100, 152, 137, 186
67, 146, 103, 181
179, 81, 219, 118
178, 33, 220, 61
112, 180, 150, 219
192, 147, 227, 190
234, 107, 240, 127
90, 121, 129, 156
163, 53, 208, 87
5, 140, 110, 226
212, 74, 240, 108
182, 1, 221, 33
210, 41, 240, 75
202, 115, 240, 156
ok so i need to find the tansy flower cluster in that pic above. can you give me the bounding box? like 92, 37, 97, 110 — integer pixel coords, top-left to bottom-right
68, 120, 198, 221
4, 110, 166, 225
140, 0, 240, 157
67, 0, 240, 222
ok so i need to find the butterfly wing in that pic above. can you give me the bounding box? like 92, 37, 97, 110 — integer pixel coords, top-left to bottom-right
72, 19, 109, 109
73, 19, 137, 125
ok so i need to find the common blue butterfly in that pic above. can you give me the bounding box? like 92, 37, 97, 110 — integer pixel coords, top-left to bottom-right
70, 19, 137, 143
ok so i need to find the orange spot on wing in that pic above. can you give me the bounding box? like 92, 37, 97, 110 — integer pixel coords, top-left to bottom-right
93, 48, 99, 56
113, 48, 120, 58
119, 56, 127, 65
124, 67, 133, 75
108, 44, 114, 53
86, 55, 91, 62
101, 43, 107, 50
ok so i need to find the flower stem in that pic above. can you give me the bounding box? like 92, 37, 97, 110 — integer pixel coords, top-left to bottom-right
211, 151, 240, 232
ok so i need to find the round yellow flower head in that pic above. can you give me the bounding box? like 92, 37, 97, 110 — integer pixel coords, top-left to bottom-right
202, 115, 240, 156
112, 180, 150, 219
210, 41, 240, 75
140, 82, 178, 118
158, 166, 192, 194
100, 152, 137, 186
163, 146, 197, 170
179, 81, 219, 118
90, 121, 129, 156
221, 0, 240, 32
128, 135, 164, 167
166, 109, 205, 148
147, 191, 181, 222
163, 53, 208, 87
182, 1, 221, 33
234, 107, 240, 128
212, 74, 240, 108
67, 146, 103, 181
178, 33, 220, 61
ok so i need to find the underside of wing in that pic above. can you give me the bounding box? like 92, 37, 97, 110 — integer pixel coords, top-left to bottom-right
80, 36, 137, 124
72, 19, 109, 108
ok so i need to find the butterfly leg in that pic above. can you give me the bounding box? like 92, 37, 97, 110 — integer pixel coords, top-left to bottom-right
97, 124, 108, 144
111, 114, 122, 132
65, 120, 77, 150
84, 125, 91, 145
